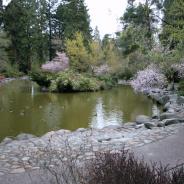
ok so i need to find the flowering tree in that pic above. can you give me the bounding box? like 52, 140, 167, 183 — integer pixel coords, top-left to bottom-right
131, 65, 167, 92
41, 52, 69, 73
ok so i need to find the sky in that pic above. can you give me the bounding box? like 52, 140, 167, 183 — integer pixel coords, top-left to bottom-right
85, 0, 127, 38
3, 0, 129, 38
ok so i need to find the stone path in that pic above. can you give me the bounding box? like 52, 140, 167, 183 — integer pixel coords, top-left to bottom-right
0, 123, 183, 177
0, 85, 184, 183
133, 125, 184, 168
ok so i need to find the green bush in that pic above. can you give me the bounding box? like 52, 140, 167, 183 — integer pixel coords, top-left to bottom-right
30, 70, 53, 88
30, 69, 119, 93
3, 64, 24, 78
50, 70, 102, 92
118, 67, 134, 80
97, 74, 117, 89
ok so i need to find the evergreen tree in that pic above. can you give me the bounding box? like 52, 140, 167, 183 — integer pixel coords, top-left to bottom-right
160, 0, 184, 49
56, 0, 92, 43
3, 0, 49, 72
120, 0, 159, 53
66, 32, 89, 72
93, 26, 101, 42
0, 31, 10, 73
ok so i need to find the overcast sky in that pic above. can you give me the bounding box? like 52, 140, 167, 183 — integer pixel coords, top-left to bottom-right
86, 0, 127, 38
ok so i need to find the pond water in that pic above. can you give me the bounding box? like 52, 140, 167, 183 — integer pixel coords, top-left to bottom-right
0, 80, 161, 141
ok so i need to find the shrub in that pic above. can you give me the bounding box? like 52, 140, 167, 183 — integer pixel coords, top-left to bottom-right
50, 70, 102, 92
86, 150, 184, 184
30, 70, 53, 88
118, 66, 134, 80
3, 63, 24, 77
131, 65, 167, 92
97, 74, 118, 89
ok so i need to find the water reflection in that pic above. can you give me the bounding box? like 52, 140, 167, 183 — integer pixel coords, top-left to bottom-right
90, 98, 123, 129
0, 80, 161, 141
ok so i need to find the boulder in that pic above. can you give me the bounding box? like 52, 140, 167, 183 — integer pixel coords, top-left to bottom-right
162, 118, 180, 126
123, 122, 136, 128
163, 102, 171, 111
135, 124, 145, 129
160, 112, 179, 120
157, 122, 165, 127
144, 122, 156, 129
136, 115, 150, 124
152, 105, 160, 119
1, 137, 13, 145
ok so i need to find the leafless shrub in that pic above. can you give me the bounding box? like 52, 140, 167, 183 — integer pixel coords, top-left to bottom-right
84, 150, 184, 184
20, 135, 184, 184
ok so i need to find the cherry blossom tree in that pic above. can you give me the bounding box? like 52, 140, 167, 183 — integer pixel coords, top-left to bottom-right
131, 65, 167, 92
41, 52, 69, 73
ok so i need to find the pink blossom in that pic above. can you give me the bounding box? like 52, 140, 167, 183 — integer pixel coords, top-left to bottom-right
41, 52, 69, 73
131, 65, 167, 92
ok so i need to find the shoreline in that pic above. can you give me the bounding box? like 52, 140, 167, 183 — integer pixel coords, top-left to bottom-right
0, 81, 184, 175
0, 76, 29, 86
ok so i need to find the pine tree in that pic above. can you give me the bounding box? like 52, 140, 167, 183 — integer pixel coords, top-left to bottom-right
0, 31, 10, 73
120, 0, 160, 54
93, 26, 101, 42
3, 0, 50, 72
160, 0, 184, 49
56, 0, 92, 43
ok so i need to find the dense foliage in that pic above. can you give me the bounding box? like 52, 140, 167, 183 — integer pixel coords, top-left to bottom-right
0, 0, 91, 74
0, 0, 184, 94
31, 69, 117, 92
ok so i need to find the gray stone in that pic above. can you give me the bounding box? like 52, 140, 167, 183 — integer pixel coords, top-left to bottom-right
76, 128, 86, 132
157, 122, 165, 127
163, 102, 171, 111
1, 137, 13, 145
124, 122, 136, 128
167, 108, 175, 113
136, 115, 150, 124
144, 122, 156, 129
16, 133, 36, 141
10, 168, 25, 174
103, 125, 122, 129
160, 112, 179, 120
143, 140, 152, 144
135, 124, 145, 129
22, 157, 30, 161
162, 119, 180, 126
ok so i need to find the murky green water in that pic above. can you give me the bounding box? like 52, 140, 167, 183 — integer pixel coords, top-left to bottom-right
0, 80, 160, 141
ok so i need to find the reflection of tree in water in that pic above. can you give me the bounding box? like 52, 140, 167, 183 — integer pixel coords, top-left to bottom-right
0, 81, 161, 141
90, 86, 159, 125
53, 93, 97, 130
90, 97, 123, 129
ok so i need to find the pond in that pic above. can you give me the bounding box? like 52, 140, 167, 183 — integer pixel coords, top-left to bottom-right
0, 80, 161, 141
